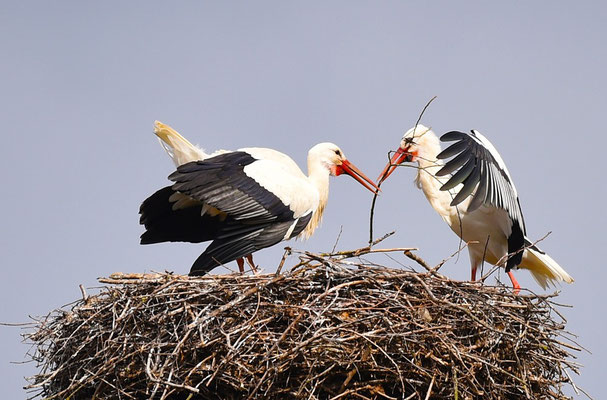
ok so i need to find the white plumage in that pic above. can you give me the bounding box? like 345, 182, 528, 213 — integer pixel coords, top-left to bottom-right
379, 125, 573, 290
140, 121, 379, 275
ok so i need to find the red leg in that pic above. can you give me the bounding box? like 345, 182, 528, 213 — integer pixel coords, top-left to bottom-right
507, 271, 521, 294
469, 257, 482, 282
245, 254, 258, 274
236, 258, 245, 273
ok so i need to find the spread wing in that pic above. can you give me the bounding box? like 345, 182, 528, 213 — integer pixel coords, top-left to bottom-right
436, 130, 526, 235
436, 130, 527, 270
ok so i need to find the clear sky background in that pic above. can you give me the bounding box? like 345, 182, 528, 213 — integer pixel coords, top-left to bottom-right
1, 2, 605, 398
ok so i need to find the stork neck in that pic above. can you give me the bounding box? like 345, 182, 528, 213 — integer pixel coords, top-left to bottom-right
295, 158, 330, 239
307, 161, 330, 207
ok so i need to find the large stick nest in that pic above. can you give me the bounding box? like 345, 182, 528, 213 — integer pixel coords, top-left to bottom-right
25, 248, 580, 399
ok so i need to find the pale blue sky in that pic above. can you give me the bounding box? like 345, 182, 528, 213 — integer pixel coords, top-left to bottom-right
2, 2, 605, 398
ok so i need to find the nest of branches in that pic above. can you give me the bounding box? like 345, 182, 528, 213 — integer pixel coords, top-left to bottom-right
25, 247, 580, 399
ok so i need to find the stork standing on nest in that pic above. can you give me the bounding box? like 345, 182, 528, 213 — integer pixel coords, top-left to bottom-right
378, 125, 573, 291
140, 121, 380, 275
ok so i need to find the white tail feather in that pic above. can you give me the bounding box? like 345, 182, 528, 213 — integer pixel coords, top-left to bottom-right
153, 121, 208, 167
522, 247, 574, 289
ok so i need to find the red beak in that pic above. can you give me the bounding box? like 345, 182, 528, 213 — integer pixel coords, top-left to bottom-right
336, 159, 381, 194
378, 147, 410, 184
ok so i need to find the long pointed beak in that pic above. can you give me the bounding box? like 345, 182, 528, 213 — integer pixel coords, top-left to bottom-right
378, 147, 408, 184
340, 159, 381, 194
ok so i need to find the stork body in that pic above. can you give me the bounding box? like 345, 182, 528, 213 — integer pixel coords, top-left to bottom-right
379, 125, 573, 290
141, 122, 379, 275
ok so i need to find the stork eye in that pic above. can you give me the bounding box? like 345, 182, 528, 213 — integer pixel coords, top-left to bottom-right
334, 149, 342, 156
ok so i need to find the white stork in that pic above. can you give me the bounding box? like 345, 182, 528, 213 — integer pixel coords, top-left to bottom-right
378, 125, 573, 291
140, 121, 380, 275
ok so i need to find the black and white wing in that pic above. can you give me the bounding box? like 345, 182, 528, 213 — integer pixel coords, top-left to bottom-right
436, 130, 525, 230
436, 130, 527, 269
140, 151, 314, 274
168, 151, 298, 223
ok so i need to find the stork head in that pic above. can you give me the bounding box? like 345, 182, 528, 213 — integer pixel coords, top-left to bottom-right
378, 124, 436, 184
309, 142, 380, 194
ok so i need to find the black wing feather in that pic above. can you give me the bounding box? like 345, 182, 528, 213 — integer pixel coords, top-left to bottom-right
440, 156, 476, 190
468, 163, 488, 211
436, 130, 527, 270
190, 212, 313, 275
440, 130, 468, 142
140, 151, 313, 275
436, 140, 469, 161
437, 131, 524, 221
139, 186, 224, 244
169, 152, 295, 223
435, 147, 472, 176
451, 160, 481, 205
